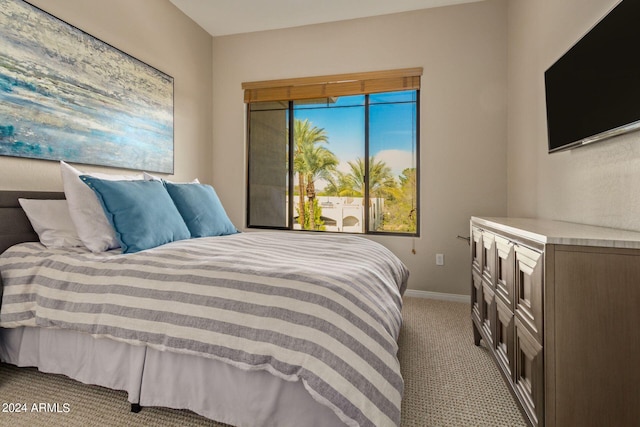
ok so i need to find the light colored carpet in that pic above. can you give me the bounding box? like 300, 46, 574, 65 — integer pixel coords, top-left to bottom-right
0, 297, 526, 426
397, 298, 526, 426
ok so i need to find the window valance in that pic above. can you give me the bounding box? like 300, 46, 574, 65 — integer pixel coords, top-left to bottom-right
242, 67, 422, 103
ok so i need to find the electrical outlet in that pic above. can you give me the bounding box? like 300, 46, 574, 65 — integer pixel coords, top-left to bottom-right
436, 253, 444, 266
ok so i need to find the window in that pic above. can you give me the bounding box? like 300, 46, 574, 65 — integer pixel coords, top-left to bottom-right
245, 68, 420, 236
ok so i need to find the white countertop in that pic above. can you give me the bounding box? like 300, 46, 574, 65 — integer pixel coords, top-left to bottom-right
472, 217, 640, 250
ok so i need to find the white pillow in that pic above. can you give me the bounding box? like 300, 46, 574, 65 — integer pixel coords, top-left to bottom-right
18, 199, 84, 248
60, 161, 143, 252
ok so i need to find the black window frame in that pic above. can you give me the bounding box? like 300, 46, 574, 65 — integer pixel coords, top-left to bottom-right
246, 90, 420, 237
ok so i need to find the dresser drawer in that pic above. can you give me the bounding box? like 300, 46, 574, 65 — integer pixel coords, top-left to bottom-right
495, 298, 515, 381
514, 317, 544, 427
481, 282, 496, 347
471, 227, 483, 274
495, 236, 515, 309
471, 270, 483, 327
481, 231, 496, 286
514, 244, 543, 341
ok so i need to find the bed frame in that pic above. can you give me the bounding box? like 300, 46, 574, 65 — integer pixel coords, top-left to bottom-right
0, 191, 65, 254
0, 191, 65, 315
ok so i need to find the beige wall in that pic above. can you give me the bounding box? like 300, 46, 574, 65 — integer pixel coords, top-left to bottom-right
508, 0, 640, 231
0, 0, 213, 188
212, 0, 508, 294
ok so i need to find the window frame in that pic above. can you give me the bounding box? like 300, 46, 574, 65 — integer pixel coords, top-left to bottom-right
244, 69, 421, 237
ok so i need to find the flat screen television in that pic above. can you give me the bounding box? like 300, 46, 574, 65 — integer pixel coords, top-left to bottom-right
544, 1, 640, 153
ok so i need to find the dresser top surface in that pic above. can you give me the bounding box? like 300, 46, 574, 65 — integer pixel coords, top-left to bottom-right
472, 217, 640, 249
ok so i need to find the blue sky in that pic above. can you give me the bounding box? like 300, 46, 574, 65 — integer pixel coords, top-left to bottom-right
293, 91, 417, 179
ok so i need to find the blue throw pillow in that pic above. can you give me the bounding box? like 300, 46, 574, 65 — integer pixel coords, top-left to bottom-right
163, 182, 237, 238
80, 176, 191, 253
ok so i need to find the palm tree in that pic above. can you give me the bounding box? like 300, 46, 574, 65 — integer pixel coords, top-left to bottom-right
322, 170, 358, 197
345, 156, 395, 198
293, 119, 337, 229
300, 143, 338, 229
341, 156, 396, 231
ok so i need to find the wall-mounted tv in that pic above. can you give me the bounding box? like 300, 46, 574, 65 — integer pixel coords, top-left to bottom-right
544, 1, 640, 153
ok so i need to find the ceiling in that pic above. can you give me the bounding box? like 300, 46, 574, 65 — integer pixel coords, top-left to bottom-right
169, 0, 484, 37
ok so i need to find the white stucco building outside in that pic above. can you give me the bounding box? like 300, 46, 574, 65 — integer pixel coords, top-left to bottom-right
292, 196, 384, 233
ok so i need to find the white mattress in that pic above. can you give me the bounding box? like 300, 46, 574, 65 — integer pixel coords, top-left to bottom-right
0, 326, 342, 426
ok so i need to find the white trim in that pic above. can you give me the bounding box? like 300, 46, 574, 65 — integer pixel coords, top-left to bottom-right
403, 289, 469, 303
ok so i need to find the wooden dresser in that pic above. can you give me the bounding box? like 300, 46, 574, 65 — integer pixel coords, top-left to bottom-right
469, 217, 640, 427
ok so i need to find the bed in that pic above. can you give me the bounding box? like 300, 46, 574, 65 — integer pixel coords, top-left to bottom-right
0, 190, 408, 427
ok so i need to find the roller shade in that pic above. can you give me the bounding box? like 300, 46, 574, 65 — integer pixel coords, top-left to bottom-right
242, 67, 422, 103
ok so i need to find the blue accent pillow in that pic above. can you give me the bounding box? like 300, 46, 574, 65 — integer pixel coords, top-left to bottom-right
163, 182, 238, 238
80, 176, 191, 253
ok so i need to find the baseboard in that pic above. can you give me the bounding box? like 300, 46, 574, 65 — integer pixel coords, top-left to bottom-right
403, 289, 469, 303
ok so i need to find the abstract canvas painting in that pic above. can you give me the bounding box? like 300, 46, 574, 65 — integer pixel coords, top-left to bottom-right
0, 0, 174, 173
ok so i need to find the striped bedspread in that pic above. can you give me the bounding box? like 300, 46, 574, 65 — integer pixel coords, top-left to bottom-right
0, 232, 408, 427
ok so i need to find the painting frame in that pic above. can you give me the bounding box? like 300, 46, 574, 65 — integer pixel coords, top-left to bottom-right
0, 0, 174, 173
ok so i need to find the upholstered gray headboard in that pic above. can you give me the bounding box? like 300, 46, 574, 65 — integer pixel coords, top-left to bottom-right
0, 190, 65, 254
